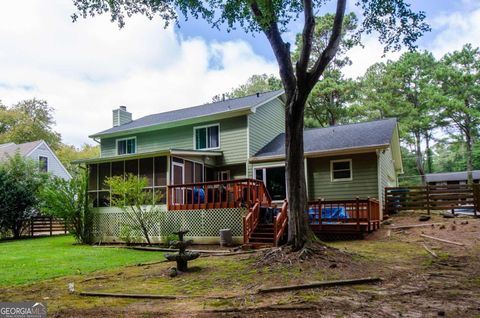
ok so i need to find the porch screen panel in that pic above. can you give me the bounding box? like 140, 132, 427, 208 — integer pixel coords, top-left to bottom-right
88, 164, 98, 191
125, 159, 138, 177
111, 161, 124, 179
98, 163, 111, 190
184, 161, 193, 183
140, 158, 154, 187
154, 156, 167, 186
195, 163, 203, 182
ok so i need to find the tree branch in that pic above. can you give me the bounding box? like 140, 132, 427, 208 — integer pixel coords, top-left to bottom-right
296, 0, 315, 80
308, 0, 346, 90
250, 1, 296, 96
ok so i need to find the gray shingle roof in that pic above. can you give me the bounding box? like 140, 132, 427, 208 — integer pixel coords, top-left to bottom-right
425, 171, 480, 183
254, 118, 398, 158
92, 90, 284, 137
0, 140, 43, 161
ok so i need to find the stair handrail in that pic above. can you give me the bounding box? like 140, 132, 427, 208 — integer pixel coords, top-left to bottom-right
273, 200, 288, 247
243, 200, 260, 244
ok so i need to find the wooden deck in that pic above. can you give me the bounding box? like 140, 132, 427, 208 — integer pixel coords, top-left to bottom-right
167, 178, 271, 211
308, 198, 381, 235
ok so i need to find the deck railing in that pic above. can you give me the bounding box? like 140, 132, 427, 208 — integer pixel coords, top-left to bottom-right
243, 200, 260, 244
273, 200, 288, 246
307, 197, 380, 233
167, 178, 271, 211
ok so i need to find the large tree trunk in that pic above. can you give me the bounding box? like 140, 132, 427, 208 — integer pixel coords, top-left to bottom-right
465, 130, 473, 184
285, 91, 317, 250
425, 133, 432, 174
414, 132, 426, 185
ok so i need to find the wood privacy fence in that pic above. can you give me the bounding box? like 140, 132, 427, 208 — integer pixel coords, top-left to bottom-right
385, 184, 480, 216
29, 216, 67, 236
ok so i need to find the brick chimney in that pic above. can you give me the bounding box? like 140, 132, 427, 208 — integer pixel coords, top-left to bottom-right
112, 106, 132, 127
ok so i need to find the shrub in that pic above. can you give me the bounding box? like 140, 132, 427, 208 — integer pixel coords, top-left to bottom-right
40, 169, 94, 244
106, 174, 164, 246
0, 154, 45, 238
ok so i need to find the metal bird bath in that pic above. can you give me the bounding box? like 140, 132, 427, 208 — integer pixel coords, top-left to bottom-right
165, 230, 200, 272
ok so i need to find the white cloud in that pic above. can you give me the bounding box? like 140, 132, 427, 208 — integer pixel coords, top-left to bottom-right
427, 8, 480, 58
0, 0, 277, 146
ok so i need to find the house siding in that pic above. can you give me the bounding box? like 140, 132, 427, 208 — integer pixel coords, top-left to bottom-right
307, 153, 378, 201
378, 146, 398, 211
101, 116, 248, 166
248, 98, 284, 157
27, 143, 71, 180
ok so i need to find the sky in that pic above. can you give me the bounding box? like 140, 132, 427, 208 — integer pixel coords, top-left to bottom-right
0, 0, 479, 147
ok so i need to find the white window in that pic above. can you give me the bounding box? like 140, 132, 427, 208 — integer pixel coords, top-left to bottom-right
194, 124, 220, 150
39, 156, 48, 172
116, 137, 136, 155
331, 159, 352, 181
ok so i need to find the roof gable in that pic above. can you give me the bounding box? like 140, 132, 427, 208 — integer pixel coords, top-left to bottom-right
0, 140, 44, 161
92, 90, 284, 138
254, 118, 398, 158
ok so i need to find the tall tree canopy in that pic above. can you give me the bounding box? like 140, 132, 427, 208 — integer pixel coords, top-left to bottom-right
436, 44, 480, 184
72, 0, 429, 250
0, 99, 61, 149
294, 13, 359, 127
355, 52, 441, 184
212, 74, 282, 101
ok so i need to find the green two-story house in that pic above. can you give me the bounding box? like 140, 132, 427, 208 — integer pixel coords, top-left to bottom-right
78, 90, 402, 244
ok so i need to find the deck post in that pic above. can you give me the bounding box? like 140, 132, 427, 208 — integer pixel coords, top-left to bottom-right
30, 218, 34, 237
384, 187, 389, 215
367, 197, 371, 232
50, 217, 53, 236
356, 197, 360, 231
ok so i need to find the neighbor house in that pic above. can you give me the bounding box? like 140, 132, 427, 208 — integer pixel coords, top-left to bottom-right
76, 90, 402, 245
0, 140, 71, 180
426, 170, 480, 185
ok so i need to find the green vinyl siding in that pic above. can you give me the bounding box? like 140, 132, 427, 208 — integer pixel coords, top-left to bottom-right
307, 153, 379, 201
248, 98, 284, 157
101, 116, 248, 166
378, 147, 398, 207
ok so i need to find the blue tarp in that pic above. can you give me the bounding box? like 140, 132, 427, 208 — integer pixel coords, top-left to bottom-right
308, 207, 349, 224
193, 187, 205, 203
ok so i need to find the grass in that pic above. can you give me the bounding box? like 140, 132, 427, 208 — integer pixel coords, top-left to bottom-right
0, 235, 164, 286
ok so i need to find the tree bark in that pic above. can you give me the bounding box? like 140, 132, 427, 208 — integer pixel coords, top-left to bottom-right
285, 93, 317, 249
465, 129, 473, 184
250, 0, 346, 250
414, 132, 426, 185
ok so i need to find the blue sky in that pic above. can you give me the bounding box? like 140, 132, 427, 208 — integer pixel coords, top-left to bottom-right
0, 0, 479, 146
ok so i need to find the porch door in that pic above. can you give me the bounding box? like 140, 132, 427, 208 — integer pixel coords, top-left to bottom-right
172, 161, 184, 204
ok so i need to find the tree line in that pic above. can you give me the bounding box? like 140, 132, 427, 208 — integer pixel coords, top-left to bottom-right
0, 99, 99, 174
216, 42, 480, 185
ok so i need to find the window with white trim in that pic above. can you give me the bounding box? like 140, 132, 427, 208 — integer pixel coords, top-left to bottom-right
194, 124, 219, 150
331, 159, 352, 181
117, 137, 136, 155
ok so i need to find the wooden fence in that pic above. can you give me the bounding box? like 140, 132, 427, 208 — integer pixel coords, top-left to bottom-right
385, 184, 480, 216
29, 216, 67, 236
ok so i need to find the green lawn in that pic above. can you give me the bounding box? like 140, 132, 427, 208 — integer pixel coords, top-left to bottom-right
0, 235, 164, 286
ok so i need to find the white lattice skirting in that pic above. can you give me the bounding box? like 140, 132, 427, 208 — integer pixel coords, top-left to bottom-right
93, 205, 247, 244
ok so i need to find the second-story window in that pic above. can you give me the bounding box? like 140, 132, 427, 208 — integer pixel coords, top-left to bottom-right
194, 124, 219, 150
117, 137, 136, 155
